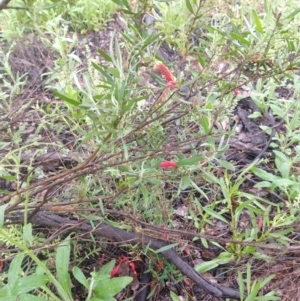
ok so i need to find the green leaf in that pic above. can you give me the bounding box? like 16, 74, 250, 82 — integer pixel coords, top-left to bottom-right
52, 90, 80, 106
272, 178, 295, 187
93, 277, 133, 298
56, 238, 72, 299
252, 10, 264, 34
180, 175, 191, 190
216, 159, 235, 171
121, 94, 151, 113
140, 34, 161, 51
170, 291, 181, 301
98, 259, 116, 275
8, 253, 25, 288
19, 294, 49, 301
108, 67, 120, 78
90, 298, 114, 301
273, 150, 290, 178
0, 169, 15, 180
92, 62, 113, 82
258, 274, 275, 289
238, 270, 245, 301
177, 155, 204, 166
110, 0, 130, 9
200, 116, 210, 134
203, 206, 228, 223
23, 223, 33, 246
0, 142, 10, 150
194, 258, 222, 273
185, 0, 194, 14
155, 242, 179, 254
195, 252, 231, 273
245, 282, 260, 301
285, 8, 300, 20
0, 204, 8, 228
98, 49, 113, 62
251, 167, 278, 182
120, 32, 135, 45
13, 275, 49, 294
230, 32, 250, 46
198, 54, 206, 67
72, 267, 89, 289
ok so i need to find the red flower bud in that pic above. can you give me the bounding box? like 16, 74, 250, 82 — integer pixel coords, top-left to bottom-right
159, 161, 178, 169
157, 63, 177, 89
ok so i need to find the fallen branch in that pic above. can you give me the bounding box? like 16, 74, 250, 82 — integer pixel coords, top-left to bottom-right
9, 211, 242, 299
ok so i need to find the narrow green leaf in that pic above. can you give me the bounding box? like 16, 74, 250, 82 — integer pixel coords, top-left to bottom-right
177, 155, 204, 166
252, 10, 264, 33
98, 49, 113, 62
72, 267, 89, 289
216, 159, 235, 171
200, 237, 208, 248
200, 116, 210, 134
170, 291, 181, 301
141, 34, 160, 51
195, 258, 223, 273
0, 142, 10, 150
0, 170, 15, 180
92, 62, 113, 82
203, 206, 228, 223
114, 38, 122, 70
8, 253, 24, 288
251, 167, 278, 182
230, 32, 251, 46
185, 0, 194, 14
198, 54, 206, 67
285, 8, 300, 20
108, 67, 120, 78
255, 296, 280, 300
23, 223, 33, 246
155, 242, 179, 254
258, 274, 275, 288
98, 259, 116, 275
238, 270, 245, 301
52, 90, 80, 106
245, 282, 260, 301
273, 150, 290, 178
56, 238, 72, 298
121, 94, 151, 113
246, 262, 251, 293
120, 32, 135, 45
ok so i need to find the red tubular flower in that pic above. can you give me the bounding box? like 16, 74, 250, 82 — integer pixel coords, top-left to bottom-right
157, 62, 177, 89
159, 161, 178, 169
110, 262, 121, 277
129, 262, 137, 275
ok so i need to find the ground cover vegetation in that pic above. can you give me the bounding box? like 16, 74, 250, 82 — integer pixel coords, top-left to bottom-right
1, 0, 300, 300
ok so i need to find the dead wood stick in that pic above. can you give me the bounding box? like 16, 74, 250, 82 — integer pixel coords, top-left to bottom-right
9, 212, 241, 299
